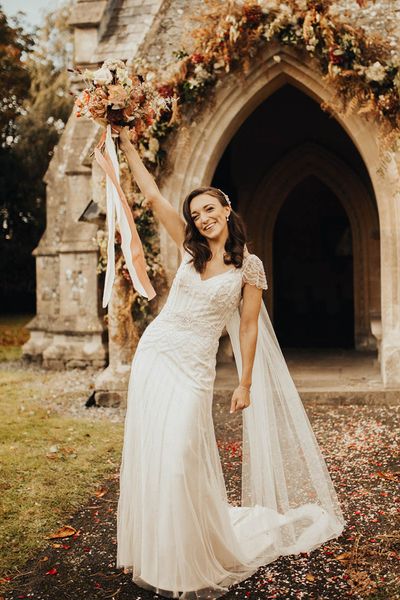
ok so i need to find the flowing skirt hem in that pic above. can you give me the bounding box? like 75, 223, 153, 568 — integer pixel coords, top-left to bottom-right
115, 565, 259, 600
115, 519, 345, 600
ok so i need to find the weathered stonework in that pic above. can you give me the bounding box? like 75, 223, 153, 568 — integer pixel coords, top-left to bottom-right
23, 0, 400, 394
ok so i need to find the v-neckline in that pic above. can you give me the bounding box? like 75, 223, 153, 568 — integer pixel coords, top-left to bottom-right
197, 266, 236, 283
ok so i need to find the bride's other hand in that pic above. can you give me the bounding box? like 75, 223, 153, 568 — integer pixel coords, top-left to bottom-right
230, 386, 250, 413
111, 125, 136, 150
119, 126, 133, 149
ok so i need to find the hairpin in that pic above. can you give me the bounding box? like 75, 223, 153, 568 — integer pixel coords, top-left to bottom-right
218, 188, 231, 207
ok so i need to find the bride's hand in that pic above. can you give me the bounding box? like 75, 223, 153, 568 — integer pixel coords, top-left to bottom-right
111, 125, 135, 150
230, 385, 251, 414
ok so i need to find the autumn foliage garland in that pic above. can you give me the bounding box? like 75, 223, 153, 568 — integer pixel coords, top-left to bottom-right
142, 0, 400, 164
91, 0, 400, 328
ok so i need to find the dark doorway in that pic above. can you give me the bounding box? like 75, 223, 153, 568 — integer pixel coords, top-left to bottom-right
273, 175, 354, 348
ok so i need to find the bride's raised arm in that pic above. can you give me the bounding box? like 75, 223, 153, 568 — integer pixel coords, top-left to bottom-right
117, 126, 186, 249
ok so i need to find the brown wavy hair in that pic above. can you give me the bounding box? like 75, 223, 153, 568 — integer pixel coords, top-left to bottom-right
182, 186, 247, 273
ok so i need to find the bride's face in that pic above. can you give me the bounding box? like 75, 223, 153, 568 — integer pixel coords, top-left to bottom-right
189, 194, 230, 240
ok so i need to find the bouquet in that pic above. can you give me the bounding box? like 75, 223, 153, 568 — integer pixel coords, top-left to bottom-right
74, 58, 173, 141
72, 59, 175, 308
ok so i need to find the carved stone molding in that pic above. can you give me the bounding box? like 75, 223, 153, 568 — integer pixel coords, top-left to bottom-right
243, 142, 380, 351
159, 43, 400, 385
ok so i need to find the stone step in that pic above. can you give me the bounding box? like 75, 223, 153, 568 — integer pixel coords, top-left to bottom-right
214, 387, 400, 406
95, 385, 400, 408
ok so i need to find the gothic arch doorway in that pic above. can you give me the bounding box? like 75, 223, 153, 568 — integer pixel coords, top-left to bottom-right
273, 176, 354, 349
161, 45, 400, 383
212, 86, 380, 350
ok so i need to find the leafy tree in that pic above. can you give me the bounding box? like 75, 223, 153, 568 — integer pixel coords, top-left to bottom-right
0, 7, 33, 141
0, 2, 73, 312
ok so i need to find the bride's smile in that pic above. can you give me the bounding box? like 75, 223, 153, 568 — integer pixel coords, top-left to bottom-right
189, 194, 230, 240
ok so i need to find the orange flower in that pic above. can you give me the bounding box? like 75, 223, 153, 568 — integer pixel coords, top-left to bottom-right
108, 84, 129, 109
134, 119, 146, 137
122, 102, 136, 122
88, 88, 108, 120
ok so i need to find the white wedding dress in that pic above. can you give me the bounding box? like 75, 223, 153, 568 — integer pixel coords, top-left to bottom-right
116, 249, 345, 599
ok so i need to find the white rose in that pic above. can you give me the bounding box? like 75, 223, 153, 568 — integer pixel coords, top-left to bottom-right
213, 61, 225, 70
82, 69, 95, 80
148, 137, 159, 153
103, 58, 126, 71
143, 150, 156, 162
93, 66, 113, 85
365, 61, 387, 83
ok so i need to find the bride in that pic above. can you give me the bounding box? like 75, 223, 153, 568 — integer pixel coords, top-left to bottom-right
114, 127, 346, 599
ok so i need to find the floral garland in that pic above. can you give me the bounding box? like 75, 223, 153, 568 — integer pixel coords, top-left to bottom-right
137, 0, 399, 166
94, 0, 400, 328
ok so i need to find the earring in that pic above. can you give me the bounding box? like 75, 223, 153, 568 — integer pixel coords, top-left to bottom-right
226, 215, 230, 222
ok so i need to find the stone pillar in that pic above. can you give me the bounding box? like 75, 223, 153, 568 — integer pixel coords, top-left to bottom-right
94, 258, 139, 407
23, 117, 107, 367
22, 253, 60, 362
68, 0, 113, 65
37, 118, 107, 368
377, 155, 400, 387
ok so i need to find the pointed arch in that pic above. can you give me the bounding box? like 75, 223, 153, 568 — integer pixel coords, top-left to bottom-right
244, 142, 380, 350
160, 43, 400, 384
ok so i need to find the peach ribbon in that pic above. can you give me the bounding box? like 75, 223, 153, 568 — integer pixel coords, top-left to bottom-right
94, 125, 156, 308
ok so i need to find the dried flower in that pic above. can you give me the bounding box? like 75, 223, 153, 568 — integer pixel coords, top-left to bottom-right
92, 66, 113, 85
73, 58, 174, 131
103, 58, 126, 71
87, 87, 108, 121
108, 84, 129, 109
365, 61, 387, 83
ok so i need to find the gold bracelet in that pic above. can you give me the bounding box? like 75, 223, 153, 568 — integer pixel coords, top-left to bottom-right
238, 384, 251, 392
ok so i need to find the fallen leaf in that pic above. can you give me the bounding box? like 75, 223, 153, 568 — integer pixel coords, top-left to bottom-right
45, 567, 58, 575
375, 471, 399, 480
306, 573, 315, 582
59, 446, 76, 454
95, 487, 108, 498
46, 525, 77, 539
38, 556, 49, 562
333, 552, 352, 562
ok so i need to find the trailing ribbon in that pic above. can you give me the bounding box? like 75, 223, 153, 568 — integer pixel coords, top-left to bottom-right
94, 125, 156, 308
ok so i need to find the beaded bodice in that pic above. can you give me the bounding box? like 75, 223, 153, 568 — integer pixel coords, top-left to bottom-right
137, 250, 268, 390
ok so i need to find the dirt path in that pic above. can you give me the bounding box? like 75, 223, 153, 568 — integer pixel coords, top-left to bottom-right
1, 388, 399, 600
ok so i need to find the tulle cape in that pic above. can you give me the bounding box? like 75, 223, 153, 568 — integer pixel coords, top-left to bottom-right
225, 300, 346, 555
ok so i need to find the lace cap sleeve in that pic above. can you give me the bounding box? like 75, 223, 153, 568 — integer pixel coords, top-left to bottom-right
242, 254, 268, 290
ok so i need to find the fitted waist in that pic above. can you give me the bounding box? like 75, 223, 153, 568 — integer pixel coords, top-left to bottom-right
157, 307, 222, 339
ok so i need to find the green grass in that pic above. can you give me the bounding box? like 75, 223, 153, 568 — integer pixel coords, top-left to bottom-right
0, 314, 32, 362
0, 345, 22, 361
0, 365, 124, 576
